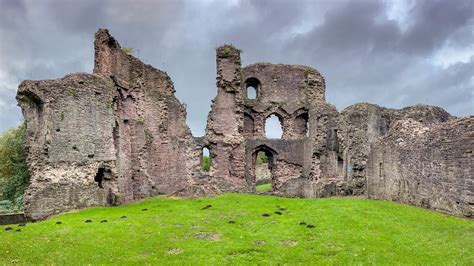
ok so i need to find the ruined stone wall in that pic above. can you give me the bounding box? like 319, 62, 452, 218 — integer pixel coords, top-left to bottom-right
93, 29, 194, 200
337, 103, 453, 195
200, 45, 249, 193
366, 117, 473, 218
239, 63, 340, 194
241, 64, 325, 140
17, 73, 117, 220
18, 29, 195, 220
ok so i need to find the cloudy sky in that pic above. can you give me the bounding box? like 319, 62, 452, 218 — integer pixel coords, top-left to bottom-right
0, 0, 472, 136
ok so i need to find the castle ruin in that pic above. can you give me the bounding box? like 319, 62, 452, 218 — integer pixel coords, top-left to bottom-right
16, 29, 473, 220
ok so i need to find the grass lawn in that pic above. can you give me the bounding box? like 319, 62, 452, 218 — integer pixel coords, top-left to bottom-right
256, 182, 272, 192
1, 193, 473, 264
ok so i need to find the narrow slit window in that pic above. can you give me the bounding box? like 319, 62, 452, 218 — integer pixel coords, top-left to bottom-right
202, 147, 211, 172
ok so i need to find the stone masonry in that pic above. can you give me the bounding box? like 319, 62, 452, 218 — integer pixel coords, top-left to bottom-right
17, 29, 473, 220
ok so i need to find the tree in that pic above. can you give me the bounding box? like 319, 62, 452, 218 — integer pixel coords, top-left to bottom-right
0, 123, 30, 210
202, 156, 210, 172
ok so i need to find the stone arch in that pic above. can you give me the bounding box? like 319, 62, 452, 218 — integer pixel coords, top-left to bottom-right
252, 145, 278, 190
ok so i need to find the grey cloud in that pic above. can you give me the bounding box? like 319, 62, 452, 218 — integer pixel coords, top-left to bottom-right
0, 0, 472, 135
399, 0, 473, 55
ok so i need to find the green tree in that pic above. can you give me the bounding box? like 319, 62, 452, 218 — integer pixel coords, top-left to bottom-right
202, 156, 210, 172
0, 123, 30, 210
256, 151, 268, 165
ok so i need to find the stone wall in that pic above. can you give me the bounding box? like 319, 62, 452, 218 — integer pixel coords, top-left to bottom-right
367, 117, 473, 218
337, 103, 453, 195
17, 73, 116, 220
0, 213, 27, 225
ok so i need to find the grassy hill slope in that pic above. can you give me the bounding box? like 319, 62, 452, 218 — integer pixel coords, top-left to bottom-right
1, 194, 473, 264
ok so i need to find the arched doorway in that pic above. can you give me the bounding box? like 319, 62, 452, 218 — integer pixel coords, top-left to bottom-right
252, 145, 277, 192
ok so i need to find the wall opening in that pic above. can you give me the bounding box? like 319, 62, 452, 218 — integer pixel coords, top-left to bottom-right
294, 113, 309, 137
337, 155, 344, 178
247, 86, 257, 99
245, 77, 260, 99
379, 162, 383, 178
95, 168, 105, 188
201, 147, 211, 172
265, 114, 283, 139
253, 148, 275, 193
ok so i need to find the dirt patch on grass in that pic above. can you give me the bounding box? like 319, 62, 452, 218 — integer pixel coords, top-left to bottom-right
193, 232, 223, 241
166, 248, 183, 255
281, 240, 298, 246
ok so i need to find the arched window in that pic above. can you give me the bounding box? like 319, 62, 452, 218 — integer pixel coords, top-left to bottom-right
245, 77, 260, 99
265, 114, 283, 139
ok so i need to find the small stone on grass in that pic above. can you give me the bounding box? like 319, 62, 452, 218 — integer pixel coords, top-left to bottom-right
55, 221, 62, 225
201, 204, 212, 210
299, 222, 307, 226
84, 219, 92, 223
262, 213, 270, 217
307, 224, 315, 228
4, 227, 13, 231
100, 220, 107, 223
274, 211, 282, 215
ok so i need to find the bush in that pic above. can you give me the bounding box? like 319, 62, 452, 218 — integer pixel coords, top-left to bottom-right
121, 47, 133, 55
0, 123, 30, 210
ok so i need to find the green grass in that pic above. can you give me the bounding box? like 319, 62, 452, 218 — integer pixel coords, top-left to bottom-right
256, 182, 272, 192
1, 194, 473, 265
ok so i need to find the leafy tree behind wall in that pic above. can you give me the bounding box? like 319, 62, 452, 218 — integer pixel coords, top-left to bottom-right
0, 123, 30, 211
256, 151, 268, 165
202, 156, 211, 172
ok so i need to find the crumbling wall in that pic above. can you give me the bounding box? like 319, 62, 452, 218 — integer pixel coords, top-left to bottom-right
240, 63, 334, 194
18, 29, 195, 220
93, 29, 194, 200
201, 45, 248, 193
337, 103, 453, 195
17, 73, 117, 220
367, 117, 473, 218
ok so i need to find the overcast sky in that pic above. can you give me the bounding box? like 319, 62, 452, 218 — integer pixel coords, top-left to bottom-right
0, 0, 473, 136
